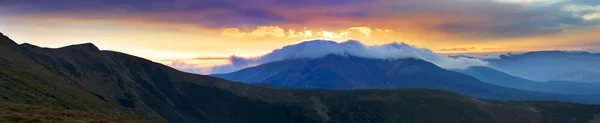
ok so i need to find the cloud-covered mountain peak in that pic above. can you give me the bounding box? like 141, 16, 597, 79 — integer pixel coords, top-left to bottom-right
202, 39, 488, 74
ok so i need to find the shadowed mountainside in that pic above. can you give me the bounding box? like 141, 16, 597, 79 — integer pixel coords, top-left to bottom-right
454, 66, 600, 95
2, 32, 600, 123
485, 51, 600, 83
212, 55, 600, 104
0, 33, 133, 116
0, 102, 156, 123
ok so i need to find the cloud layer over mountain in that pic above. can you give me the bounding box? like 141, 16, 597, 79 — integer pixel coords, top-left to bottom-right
200, 40, 487, 74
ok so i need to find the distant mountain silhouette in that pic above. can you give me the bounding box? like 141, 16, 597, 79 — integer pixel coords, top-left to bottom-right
485, 51, 600, 83
213, 55, 600, 104
553, 71, 600, 83
454, 66, 600, 95
3, 32, 600, 122
213, 55, 488, 89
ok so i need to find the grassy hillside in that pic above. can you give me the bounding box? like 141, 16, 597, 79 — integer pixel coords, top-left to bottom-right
0, 33, 132, 117
2, 32, 600, 123
0, 102, 156, 123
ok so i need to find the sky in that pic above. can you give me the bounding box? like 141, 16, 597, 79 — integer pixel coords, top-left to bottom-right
1, 0, 600, 74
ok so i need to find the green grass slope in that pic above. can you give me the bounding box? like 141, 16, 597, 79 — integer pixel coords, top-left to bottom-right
0, 33, 132, 116
0, 102, 157, 123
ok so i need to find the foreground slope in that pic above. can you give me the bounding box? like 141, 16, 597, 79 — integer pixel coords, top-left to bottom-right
0, 102, 154, 123
3, 32, 600, 122
0, 33, 131, 116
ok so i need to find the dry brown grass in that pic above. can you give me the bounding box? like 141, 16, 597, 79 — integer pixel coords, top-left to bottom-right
0, 102, 161, 123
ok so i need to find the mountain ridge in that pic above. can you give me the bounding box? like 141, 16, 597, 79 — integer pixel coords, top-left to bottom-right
454, 66, 600, 95
483, 50, 600, 82
0, 32, 134, 117
213, 54, 600, 104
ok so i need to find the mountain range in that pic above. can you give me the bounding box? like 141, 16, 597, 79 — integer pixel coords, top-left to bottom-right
212, 54, 600, 104
482, 51, 600, 83
454, 66, 600, 95
2, 32, 600, 123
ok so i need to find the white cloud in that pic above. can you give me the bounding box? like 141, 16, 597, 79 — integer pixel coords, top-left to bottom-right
347, 27, 373, 36
561, 4, 600, 20
222, 26, 392, 40
123, 49, 199, 60
453, 54, 502, 60
588, 50, 600, 53
496, 0, 567, 6
249, 26, 286, 37
204, 40, 488, 74
169, 60, 213, 74
562, 4, 600, 12
582, 12, 600, 20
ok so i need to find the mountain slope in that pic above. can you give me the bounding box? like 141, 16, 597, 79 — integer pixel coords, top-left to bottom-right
212, 55, 485, 89
454, 66, 600, 95
553, 71, 600, 83
0, 33, 131, 116
213, 55, 600, 104
3, 32, 600, 122
0, 102, 154, 123
485, 51, 600, 82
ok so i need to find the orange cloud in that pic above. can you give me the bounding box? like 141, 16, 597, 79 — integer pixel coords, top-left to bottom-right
347, 27, 373, 36
249, 26, 286, 37
222, 28, 245, 37
220, 26, 393, 42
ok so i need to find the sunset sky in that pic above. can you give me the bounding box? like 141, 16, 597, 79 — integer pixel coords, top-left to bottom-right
2, 0, 600, 71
